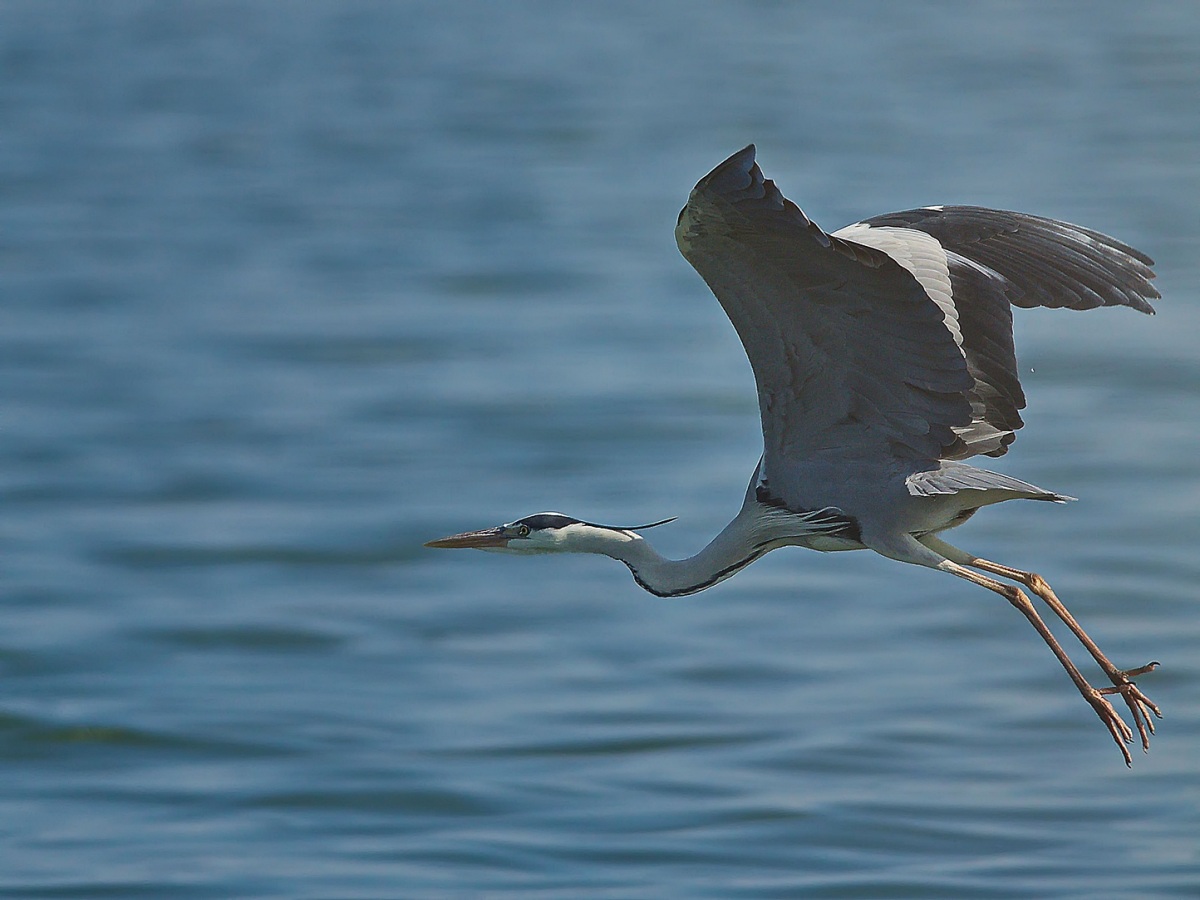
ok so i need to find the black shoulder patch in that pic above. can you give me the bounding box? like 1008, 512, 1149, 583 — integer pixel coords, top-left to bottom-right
755, 484, 863, 542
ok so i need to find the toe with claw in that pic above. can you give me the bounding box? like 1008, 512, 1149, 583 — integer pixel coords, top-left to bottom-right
1086, 689, 1136, 766
1098, 662, 1162, 756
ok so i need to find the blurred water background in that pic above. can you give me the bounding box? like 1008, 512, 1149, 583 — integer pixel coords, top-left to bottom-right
2, 1, 1199, 896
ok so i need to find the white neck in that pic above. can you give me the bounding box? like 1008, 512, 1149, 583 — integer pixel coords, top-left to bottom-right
598, 504, 818, 597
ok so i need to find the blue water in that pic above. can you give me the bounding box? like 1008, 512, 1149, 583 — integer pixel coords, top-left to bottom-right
2, 2, 1198, 896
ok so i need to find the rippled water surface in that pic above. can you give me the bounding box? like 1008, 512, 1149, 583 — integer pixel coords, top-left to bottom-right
3, 2, 1199, 896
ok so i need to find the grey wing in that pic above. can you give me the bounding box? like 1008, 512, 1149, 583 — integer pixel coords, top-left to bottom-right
834, 206, 1158, 457
853, 205, 1158, 313
675, 145, 975, 469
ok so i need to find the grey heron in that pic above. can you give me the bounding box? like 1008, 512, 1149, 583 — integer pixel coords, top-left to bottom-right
427, 145, 1161, 764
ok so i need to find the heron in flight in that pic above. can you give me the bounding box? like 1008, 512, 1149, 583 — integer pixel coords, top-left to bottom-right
427, 145, 1161, 764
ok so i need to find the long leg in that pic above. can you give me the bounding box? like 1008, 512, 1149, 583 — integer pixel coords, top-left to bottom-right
922, 534, 1160, 756
869, 534, 1142, 764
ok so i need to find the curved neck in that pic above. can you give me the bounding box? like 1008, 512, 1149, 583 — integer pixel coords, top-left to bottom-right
605, 505, 800, 597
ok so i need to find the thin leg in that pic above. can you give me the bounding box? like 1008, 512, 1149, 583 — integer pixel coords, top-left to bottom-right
937, 559, 1139, 765
921, 534, 1160, 758
963, 557, 1159, 751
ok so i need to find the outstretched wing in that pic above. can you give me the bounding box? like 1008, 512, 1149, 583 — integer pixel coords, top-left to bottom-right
677, 146, 1159, 471
835, 205, 1158, 456
850, 205, 1157, 314
676, 145, 975, 468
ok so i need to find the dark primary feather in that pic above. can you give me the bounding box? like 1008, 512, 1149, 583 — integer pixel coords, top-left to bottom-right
829, 218, 1026, 458
847, 205, 1158, 456
859, 206, 1159, 314
943, 258, 1024, 456
677, 146, 1159, 468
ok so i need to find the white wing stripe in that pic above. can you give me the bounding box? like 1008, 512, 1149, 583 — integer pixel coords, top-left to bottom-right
833, 223, 962, 351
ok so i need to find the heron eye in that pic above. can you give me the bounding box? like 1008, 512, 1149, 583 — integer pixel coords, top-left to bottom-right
516, 524, 531, 538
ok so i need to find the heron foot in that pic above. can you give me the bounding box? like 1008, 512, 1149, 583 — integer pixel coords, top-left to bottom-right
1097, 662, 1162, 758
1083, 688, 1136, 766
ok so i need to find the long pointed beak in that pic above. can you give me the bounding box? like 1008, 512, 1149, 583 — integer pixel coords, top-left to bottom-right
424, 526, 509, 550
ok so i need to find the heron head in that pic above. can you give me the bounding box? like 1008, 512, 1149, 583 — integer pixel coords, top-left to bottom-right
425, 512, 675, 555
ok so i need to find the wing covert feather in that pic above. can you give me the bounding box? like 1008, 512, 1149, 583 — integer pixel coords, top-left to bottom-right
675, 146, 974, 466
840, 205, 1157, 456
